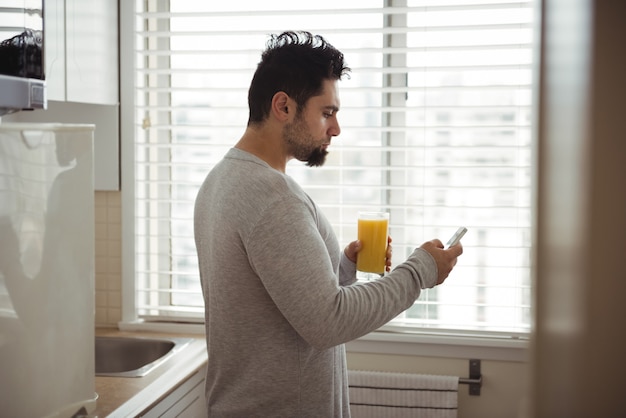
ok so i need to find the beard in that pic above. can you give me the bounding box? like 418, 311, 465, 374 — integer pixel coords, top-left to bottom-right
304, 147, 328, 167
283, 116, 329, 167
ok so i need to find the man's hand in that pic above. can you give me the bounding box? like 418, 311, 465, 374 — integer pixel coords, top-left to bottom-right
420, 239, 463, 285
344, 236, 394, 272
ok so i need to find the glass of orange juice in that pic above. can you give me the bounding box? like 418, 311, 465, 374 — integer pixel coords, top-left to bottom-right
356, 211, 389, 280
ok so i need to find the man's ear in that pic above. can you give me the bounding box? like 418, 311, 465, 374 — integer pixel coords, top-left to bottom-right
271, 91, 291, 121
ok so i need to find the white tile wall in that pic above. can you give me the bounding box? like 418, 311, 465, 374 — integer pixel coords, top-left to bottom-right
95, 191, 122, 326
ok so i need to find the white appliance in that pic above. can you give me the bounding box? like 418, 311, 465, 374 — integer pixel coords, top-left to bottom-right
0, 123, 96, 417
0, 1, 47, 115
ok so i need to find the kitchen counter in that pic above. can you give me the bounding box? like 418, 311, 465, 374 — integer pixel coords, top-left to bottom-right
92, 328, 207, 417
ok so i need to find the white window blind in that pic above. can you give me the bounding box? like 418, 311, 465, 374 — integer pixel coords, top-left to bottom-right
132, 0, 534, 335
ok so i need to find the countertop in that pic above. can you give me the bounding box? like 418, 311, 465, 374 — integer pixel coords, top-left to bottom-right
92, 328, 207, 417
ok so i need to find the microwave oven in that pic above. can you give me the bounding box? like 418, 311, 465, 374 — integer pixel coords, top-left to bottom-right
0, 1, 46, 116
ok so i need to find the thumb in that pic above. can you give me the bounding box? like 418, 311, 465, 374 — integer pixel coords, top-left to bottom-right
344, 240, 362, 263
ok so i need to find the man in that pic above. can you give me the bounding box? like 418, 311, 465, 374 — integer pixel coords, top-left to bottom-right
194, 31, 463, 417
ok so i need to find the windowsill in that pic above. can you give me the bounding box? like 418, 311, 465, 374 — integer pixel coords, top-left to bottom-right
116, 320, 529, 363
346, 329, 528, 363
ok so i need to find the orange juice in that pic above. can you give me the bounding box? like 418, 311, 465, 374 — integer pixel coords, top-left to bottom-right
356, 212, 389, 274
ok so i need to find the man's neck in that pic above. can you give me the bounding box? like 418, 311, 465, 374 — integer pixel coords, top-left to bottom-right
235, 125, 289, 173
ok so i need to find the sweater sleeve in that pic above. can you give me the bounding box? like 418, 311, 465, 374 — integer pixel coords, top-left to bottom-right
246, 195, 438, 350
338, 252, 358, 286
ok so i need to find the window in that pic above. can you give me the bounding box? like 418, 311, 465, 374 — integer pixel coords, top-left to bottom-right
126, 0, 534, 338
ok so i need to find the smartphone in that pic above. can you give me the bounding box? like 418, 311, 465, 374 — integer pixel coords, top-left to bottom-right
445, 227, 467, 249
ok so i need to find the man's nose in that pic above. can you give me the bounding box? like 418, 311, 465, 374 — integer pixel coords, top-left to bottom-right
329, 118, 341, 137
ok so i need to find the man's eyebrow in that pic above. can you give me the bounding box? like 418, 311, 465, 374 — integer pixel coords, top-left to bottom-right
324, 105, 340, 112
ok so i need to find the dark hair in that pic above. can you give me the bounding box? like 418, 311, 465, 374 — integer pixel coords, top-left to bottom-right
247, 31, 350, 125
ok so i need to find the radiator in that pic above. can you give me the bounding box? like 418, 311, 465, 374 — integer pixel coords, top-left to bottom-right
348, 370, 459, 418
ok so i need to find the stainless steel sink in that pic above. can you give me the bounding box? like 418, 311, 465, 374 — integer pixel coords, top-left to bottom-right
95, 336, 193, 377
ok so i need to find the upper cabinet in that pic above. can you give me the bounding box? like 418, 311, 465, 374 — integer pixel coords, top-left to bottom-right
45, 0, 118, 104
2, 0, 120, 190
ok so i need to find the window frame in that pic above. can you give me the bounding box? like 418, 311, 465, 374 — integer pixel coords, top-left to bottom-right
118, 0, 533, 362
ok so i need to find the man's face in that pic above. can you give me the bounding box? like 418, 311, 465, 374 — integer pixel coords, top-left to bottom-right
283, 79, 341, 167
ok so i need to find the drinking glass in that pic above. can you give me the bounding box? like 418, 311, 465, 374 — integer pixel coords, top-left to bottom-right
356, 211, 389, 280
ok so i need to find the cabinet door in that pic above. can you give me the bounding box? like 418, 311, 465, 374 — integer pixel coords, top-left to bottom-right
65, 0, 118, 104
44, 0, 66, 101
142, 366, 207, 418
175, 389, 208, 418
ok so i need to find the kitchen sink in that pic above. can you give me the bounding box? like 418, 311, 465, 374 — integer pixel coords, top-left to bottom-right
95, 336, 193, 377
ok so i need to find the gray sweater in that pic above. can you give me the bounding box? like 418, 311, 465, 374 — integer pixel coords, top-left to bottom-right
193, 148, 438, 417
